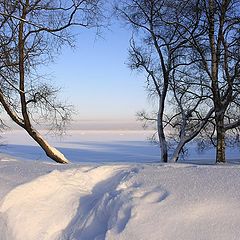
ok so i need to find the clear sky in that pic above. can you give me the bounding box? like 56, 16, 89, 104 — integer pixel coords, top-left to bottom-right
43, 21, 151, 129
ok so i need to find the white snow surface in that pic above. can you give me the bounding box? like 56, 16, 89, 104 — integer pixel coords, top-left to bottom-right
0, 158, 240, 240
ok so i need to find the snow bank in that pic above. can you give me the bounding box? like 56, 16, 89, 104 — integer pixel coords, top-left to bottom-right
1, 161, 240, 240
0, 165, 131, 240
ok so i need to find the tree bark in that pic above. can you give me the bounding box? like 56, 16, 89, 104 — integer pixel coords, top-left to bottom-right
157, 100, 168, 163
216, 113, 226, 163
26, 127, 69, 164
208, 0, 226, 163
0, 90, 69, 164
170, 141, 185, 163
159, 131, 168, 163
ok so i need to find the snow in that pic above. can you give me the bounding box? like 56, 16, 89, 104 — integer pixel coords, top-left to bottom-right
0, 130, 161, 163
1, 130, 240, 239
47, 145, 69, 164
1, 130, 240, 164
1, 159, 240, 240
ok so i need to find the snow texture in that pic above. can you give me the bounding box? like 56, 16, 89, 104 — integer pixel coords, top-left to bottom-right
0, 130, 240, 239
1, 158, 240, 240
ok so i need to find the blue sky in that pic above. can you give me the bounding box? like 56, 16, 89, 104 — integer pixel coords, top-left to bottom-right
45, 21, 150, 126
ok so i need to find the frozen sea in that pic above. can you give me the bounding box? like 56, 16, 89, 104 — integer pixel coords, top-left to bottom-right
1, 130, 240, 164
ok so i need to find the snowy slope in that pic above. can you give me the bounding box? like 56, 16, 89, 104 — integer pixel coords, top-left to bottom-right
0, 158, 240, 240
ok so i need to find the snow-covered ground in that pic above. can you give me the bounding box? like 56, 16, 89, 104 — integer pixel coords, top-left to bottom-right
0, 130, 240, 240
1, 130, 240, 164
0, 130, 161, 163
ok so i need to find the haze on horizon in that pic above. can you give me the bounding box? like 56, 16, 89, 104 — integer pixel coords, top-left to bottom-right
38, 21, 152, 130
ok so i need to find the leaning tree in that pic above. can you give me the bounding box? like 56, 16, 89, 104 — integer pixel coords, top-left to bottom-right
0, 0, 102, 163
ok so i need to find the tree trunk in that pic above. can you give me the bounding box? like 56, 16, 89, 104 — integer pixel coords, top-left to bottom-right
157, 108, 168, 163
26, 127, 69, 164
170, 141, 185, 163
0, 90, 69, 163
216, 114, 226, 163
159, 135, 168, 163
11, 3, 68, 164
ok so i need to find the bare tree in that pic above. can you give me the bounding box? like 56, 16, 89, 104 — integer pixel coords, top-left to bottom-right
117, 0, 213, 162
0, 0, 102, 163
177, 0, 240, 163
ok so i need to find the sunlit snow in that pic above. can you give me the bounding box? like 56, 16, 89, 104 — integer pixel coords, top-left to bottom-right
0, 130, 240, 240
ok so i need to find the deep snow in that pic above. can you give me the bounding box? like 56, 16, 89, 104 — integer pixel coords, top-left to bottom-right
0, 130, 240, 240
1, 158, 240, 240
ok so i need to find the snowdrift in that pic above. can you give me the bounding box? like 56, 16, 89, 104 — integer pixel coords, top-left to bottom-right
1, 159, 240, 240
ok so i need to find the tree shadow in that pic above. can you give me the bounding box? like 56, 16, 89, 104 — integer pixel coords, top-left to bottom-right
0, 141, 160, 163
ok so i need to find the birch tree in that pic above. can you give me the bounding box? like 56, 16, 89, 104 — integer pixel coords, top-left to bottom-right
0, 0, 102, 163
118, 0, 213, 162
179, 0, 240, 163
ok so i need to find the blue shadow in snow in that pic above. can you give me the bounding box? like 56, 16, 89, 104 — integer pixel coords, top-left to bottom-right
1, 141, 240, 164
0, 141, 161, 163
